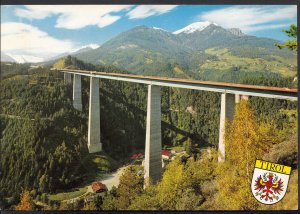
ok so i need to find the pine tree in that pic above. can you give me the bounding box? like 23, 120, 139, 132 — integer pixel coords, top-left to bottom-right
275, 24, 297, 51
116, 165, 143, 209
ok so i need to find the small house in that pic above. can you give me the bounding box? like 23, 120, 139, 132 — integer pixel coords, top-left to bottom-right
91, 181, 107, 193
161, 150, 171, 159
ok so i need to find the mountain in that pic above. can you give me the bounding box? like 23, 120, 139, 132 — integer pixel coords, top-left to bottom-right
1, 53, 44, 63
228, 28, 245, 37
67, 22, 296, 80
1, 52, 16, 63
70, 44, 100, 54
73, 26, 194, 77
173, 21, 217, 34
0, 44, 100, 64
46, 44, 100, 62
152, 27, 168, 32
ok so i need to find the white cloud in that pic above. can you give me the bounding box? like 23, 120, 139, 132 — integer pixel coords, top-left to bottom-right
96, 14, 121, 28
1, 22, 75, 58
127, 5, 177, 19
243, 23, 292, 32
199, 5, 297, 32
14, 5, 177, 29
15, 5, 132, 29
15, 5, 52, 19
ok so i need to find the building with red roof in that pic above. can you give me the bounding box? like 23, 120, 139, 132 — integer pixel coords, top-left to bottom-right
91, 181, 107, 193
161, 150, 171, 159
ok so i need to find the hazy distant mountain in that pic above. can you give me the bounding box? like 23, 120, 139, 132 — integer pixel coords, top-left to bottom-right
73, 22, 296, 79
1, 53, 44, 63
228, 28, 245, 37
0, 44, 100, 64
1, 52, 16, 63
46, 44, 100, 62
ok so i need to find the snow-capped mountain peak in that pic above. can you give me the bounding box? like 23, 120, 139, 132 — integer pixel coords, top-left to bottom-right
173, 21, 217, 34
152, 27, 167, 32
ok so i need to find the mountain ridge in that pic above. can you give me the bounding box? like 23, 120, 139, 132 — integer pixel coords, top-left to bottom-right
1, 21, 296, 82
173, 21, 218, 34
70, 23, 296, 80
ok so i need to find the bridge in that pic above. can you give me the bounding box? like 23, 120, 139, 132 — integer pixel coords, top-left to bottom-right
59, 68, 297, 186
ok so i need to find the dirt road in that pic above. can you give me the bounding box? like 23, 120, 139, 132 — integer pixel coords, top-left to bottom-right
99, 166, 128, 190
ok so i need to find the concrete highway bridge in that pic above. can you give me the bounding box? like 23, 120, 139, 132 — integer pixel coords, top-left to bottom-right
60, 68, 297, 186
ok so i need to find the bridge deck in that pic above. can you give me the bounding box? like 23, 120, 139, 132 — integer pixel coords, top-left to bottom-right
59, 69, 297, 101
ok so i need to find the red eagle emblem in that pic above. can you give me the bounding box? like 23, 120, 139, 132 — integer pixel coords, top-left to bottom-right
254, 172, 284, 202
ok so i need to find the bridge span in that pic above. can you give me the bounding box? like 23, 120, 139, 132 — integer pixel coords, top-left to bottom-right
59, 68, 298, 187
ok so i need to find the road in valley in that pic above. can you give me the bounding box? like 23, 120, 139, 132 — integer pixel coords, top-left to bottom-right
99, 166, 128, 190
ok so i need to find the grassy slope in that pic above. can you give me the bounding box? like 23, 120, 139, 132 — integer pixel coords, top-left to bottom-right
48, 187, 87, 201
201, 48, 297, 77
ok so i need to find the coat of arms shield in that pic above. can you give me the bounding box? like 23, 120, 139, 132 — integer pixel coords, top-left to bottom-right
251, 159, 291, 205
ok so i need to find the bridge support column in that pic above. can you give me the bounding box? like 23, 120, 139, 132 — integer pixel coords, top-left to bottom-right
144, 85, 162, 187
64, 73, 72, 84
235, 94, 241, 103
88, 77, 102, 153
235, 94, 249, 103
218, 93, 235, 162
73, 74, 82, 111
241, 95, 249, 100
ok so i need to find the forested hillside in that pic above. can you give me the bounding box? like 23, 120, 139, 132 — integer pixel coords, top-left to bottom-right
101, 101, 297, 211
0, 55, 297, 210
0, 67, 90, 207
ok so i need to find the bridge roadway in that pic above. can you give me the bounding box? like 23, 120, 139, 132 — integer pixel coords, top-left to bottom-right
60, 68, 297, 101
59, 68, 298, 187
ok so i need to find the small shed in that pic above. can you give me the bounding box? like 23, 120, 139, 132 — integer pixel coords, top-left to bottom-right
91, 181, 107, 193
161, 150, 171, 159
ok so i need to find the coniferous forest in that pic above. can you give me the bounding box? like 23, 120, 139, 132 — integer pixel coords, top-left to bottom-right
0, 54, 297, 210
1, 3, 298, 210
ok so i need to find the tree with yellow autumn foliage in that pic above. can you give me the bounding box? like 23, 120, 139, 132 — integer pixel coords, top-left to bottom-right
156, 158, 188, 209
15, 190, 34, 210
216, 100, 275, 210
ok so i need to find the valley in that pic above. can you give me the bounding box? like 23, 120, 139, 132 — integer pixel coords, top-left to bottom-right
0, 55, 297, 210
0, 17, 298, 211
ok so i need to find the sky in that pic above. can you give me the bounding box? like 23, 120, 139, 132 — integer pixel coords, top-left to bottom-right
1, 5, 297, 60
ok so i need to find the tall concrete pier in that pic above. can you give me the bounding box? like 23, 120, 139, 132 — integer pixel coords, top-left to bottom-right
240, 95, 249, 101
144, 85, 162, 187
235, 94, 241, 103
60, 69, 297, 186
73, 74, 82, 111
235, 94, 249, 103
64, 73, 72, 84
88, 77, 102, 153
218, 93, 235, 162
